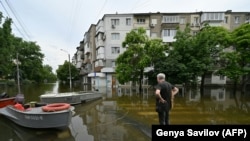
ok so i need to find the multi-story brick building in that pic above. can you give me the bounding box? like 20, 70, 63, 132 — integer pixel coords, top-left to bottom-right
73, 10, 250, 95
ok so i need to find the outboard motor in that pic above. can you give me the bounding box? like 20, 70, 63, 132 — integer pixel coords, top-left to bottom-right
15, 93, 25, 104
0, 92, 9, 99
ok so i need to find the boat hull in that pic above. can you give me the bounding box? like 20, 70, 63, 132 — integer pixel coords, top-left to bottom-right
0, 106, 73, 129
40, 92, 103, 105
0, 97, 16, 108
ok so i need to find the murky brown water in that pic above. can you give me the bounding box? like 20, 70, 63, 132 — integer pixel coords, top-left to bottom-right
0, 82, 250, 141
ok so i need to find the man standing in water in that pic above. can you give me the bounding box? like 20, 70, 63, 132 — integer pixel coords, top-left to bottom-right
155, 73, 179, 125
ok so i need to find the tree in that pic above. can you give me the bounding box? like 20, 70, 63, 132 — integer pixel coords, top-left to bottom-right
56, 61, 79, 82
116, 27, 167, 95
217, 51, 243, 95
0, 10, 55, 83
42, 65, 57, 83
0, 15, 14, 78
233, 23, 250, 95
192, 25, 231, 95
11, 38, 45, 83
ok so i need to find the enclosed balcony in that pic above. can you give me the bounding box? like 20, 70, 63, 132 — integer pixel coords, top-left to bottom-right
84, 44, 90, 54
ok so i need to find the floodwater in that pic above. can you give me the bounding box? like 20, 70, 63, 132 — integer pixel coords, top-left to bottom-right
0, 82, 250, 141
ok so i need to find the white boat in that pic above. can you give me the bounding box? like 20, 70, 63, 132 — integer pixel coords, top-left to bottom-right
40, 91, 103, 105
0, 103, 74, 129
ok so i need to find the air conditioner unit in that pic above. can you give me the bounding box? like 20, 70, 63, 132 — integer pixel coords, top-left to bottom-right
150, 23, 155, 27
111, 24, 115, 28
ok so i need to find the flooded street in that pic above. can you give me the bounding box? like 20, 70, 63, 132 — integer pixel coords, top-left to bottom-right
1, 82, 250, 141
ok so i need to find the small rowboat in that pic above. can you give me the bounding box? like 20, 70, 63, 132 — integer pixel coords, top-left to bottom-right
0, 92, 16, 108
0, 103, 74, 129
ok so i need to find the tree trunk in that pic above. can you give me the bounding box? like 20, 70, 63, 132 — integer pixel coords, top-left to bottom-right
233, 80, 237, 96
233, 80, 239, 108
241, 75, 247, 97
139, 69, 143, 95
200, 73, 206, 98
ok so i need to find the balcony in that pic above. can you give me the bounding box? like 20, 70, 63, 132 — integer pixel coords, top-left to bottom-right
201, 13, 224, 23
94, 60, 104, 72
96, 20, 104, 34
84, 47, 90, 54
81, 54, 85, 59
76, 61, 82, 69
96, 39, 104, 48
97, 53, 105, 60
95, 60, 104, 67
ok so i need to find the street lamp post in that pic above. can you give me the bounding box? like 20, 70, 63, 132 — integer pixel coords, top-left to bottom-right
60, 49, 72, 91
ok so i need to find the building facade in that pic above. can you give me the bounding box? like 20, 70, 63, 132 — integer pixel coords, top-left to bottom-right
73, 10, 250, 95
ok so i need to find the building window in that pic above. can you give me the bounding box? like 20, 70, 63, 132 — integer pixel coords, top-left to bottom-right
201, 13, 224, 23
220, 75, 225, 80
111, 19, 120, 25
194, 17, 199, 24
193, 31, 198, 36
137, 18, 145, 24
111, 33, 120, 40
162, 16, 179, 23
234, 16, 240, 24
111, 47, 120, 54
180, 17, 186, 24
126, 18, 131, 26
112, 61, 116, 67
224, 16, 228, 23
162, 29, 177, 37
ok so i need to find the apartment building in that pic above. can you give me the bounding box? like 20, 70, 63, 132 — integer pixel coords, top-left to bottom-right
73, 10, 250, 95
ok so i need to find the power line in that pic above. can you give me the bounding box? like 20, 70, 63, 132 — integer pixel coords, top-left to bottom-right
0, 1, 27, 40
95, 0, 108, 22
4, 0, 31, 40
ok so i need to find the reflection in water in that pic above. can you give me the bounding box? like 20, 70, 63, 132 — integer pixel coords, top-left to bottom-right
1, 83, 250, 141
69, 115, 94, 141
72, 99, 150, 141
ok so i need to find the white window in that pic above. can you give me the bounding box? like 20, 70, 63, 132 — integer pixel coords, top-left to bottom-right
180, 17, 186, 24
111, 19, 120, 25
224, 16, 228, 23
126, 18, 131, 26
111, 61, 116, 67
235, 16, 240, 24
220, 75, 225, 80
163, 29, 177, 37
193, 31, 198, 36
194, 17, 199, 24
137, 18, 145, 24
111, 33, 120, 40
151, 19, 157, 25
162, 16, 179, 23
201, 13, 224, 23
111, 47, 120, 54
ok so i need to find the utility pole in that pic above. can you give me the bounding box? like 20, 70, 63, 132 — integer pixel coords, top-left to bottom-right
61, 49, 72, 91
68, 53, 72, 90
16, 53, 21, 94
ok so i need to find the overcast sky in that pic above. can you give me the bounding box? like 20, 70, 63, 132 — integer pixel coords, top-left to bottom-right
0, 0, 249, 73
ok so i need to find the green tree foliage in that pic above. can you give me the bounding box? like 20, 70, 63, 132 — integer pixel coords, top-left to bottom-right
0, 15, 14, 77
0, 11, 56, 83
42, 65, 57, 83
116, 27, 167, 94
156, 24, 230, 90
218, 23, 250, 94
56, 61, 79, 82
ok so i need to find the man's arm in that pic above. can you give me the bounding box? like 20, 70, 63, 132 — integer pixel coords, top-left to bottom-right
172, 87, 179, 96
155, 89, 166, 103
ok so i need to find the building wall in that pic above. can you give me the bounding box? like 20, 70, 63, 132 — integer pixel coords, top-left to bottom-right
74, 11, 250, 94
